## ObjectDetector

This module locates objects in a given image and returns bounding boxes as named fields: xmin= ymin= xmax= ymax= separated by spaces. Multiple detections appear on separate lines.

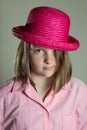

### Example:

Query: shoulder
xmin=71 ymin=77 xmax=87 ymax=90
xmin=0 ymin=78 xmax=15 ymax=96
xmin=63 ymin=76 xmax=87 ymax=99
xmin=70 ymin=76 xmax=87 ymax=100
xmin=64 ymin=76 xmax=87 ymax=92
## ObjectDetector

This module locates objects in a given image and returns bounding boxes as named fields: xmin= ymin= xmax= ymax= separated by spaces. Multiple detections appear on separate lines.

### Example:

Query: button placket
xmin=43 ymin=109 xmax=53 ymax=130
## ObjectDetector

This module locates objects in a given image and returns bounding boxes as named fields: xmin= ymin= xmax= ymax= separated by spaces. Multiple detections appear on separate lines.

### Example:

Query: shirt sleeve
xmin=79 ymin=87 xmax=87 ymax=130
xmin=0 ymin=97 xmax=4 ymax=130
xmin=0 ymin=112 xmax=3 ymax=130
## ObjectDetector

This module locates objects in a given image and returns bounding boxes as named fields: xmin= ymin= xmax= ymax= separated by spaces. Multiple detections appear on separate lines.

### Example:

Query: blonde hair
xmin=14 ymin=41 xmax=72 ymax=92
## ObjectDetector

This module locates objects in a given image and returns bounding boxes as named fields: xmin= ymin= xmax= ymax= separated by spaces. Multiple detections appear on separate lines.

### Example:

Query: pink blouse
xmin=0 ymin=77 xmax=87 ymax=130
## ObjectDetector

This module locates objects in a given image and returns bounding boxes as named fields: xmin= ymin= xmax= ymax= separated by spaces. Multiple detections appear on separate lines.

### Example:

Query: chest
xmin=2 ymin=92 xmax=80 ymax=130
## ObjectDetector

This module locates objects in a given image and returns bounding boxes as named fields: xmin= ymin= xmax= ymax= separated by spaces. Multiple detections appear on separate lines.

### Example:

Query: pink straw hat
xmin=12 ymin=6 xmax=80 ymax=51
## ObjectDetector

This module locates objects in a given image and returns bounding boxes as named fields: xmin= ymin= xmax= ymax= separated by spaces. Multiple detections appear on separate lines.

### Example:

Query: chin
xmin=43 ymin=72 xmax=55 ymax=78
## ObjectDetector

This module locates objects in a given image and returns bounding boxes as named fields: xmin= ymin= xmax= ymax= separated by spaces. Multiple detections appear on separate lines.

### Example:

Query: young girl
xmin=0 ymin=6 xmax=87 ymax=130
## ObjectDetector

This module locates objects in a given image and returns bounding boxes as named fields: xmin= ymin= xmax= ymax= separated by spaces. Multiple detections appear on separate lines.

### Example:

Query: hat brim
xmin=12 ymin=26 xmax=80 ymax=51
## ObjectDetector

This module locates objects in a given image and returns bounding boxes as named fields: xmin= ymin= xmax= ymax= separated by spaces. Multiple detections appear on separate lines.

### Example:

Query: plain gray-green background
xmin=0 ymin=0 xmax=87 ymax=84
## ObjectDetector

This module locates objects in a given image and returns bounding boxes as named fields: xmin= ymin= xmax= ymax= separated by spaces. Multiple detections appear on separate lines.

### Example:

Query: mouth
xmin=43 ymin=66 xmax=55 ymax=71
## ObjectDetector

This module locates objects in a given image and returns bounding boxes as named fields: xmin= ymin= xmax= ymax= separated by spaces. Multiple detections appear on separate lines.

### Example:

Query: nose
xmin=44 ymin=51 xmax=55 ymax=64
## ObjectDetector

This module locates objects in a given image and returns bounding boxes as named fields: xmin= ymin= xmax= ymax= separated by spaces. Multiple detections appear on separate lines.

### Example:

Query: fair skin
xmin=29 ymin=44 xmax=58 ymax=100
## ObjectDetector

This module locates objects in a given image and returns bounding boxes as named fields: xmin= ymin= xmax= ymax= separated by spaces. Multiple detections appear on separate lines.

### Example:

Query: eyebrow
xmin=30 ymin=44 xmax=56 ymax=52
xmin=30 ymin=44 xmax=45 ymax=49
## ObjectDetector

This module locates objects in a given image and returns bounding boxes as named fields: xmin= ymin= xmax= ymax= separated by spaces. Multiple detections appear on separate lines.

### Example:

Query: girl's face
xmin=29 ymin=44 xmax=58 ymax=78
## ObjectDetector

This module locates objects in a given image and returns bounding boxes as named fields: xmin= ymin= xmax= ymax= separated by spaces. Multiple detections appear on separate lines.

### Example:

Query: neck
xmin=30 ymin=73 xmax=54 ymax=99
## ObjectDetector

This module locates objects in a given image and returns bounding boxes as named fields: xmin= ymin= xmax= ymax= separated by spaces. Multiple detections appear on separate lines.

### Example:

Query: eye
xmin=34 ymin=49 xmax=45 ymax=55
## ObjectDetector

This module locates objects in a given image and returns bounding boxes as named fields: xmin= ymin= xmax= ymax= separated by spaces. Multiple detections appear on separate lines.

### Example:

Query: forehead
xmin=30 ymin=44 xmax=54 ymax=51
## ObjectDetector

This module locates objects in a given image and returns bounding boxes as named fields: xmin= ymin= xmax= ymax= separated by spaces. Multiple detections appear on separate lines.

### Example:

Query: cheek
xmin=30 ymin=56 xmax=42 ymax=69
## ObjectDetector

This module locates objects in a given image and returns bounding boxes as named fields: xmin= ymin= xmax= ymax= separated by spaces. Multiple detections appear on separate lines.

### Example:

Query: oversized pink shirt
xmin=0 ymin=77 xmax=87 ymax=130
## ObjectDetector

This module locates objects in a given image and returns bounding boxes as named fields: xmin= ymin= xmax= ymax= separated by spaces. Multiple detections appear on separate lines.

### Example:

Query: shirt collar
xmin=12 ymin=78 xmax=72 ymax=95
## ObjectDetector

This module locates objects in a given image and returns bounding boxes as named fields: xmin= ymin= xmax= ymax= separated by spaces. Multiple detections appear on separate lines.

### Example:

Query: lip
xmin=44 ymin=66 xmax=55 ymax=71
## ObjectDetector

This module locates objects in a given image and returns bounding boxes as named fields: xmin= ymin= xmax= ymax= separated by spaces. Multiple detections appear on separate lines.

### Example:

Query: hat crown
xmin=12 ymin=6 xmax=80 ymax=51
xmin=26 ymin=6 xmax=70 ymax=43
